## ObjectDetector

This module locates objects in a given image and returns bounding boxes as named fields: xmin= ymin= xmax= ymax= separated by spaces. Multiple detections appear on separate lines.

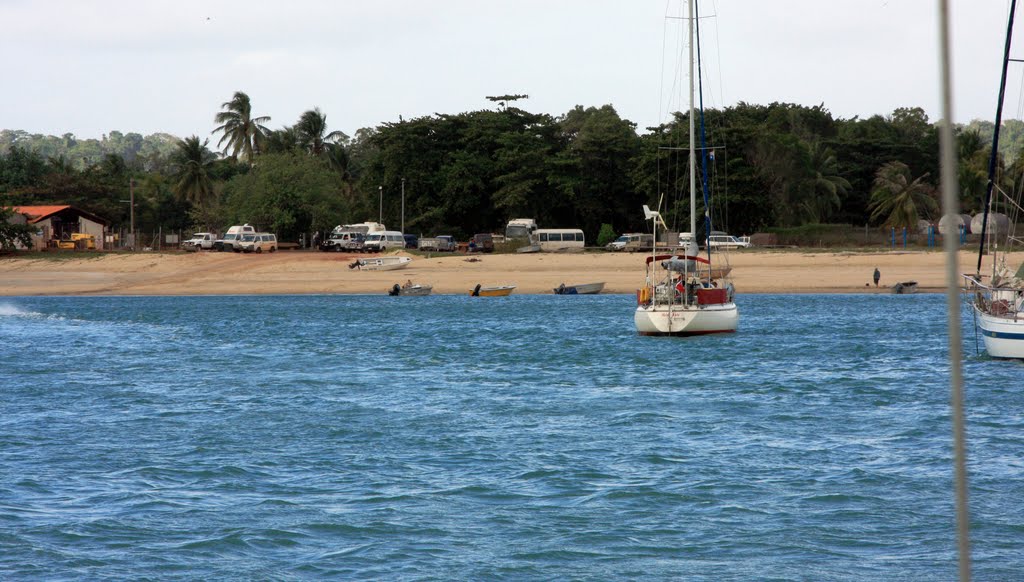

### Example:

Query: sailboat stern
xmin=634 ymin=302 xmax=738 ymax=336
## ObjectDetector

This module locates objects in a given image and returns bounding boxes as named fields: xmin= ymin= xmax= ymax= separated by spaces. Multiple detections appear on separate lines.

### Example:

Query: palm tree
xmin=170 ymin=136 xmax=216 ymax=207
xmin=868 ymin=161 xmax=938 ymax=229
xmin=262 ymin=126 xmax=302 ymax=155
xmin=212 ymin=91 xmax=271 ymax=166
xmin=295 ymin=107 xmax=348 ymax=157
xmin=799 ymin=142 xmax=851 ymax=223
xmin=957 ymin=129 xmax=989 ymax=213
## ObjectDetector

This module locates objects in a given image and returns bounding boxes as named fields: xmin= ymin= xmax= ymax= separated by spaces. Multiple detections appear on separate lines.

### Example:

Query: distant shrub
xmin=596 ymin=223 xmax=617 ymax=247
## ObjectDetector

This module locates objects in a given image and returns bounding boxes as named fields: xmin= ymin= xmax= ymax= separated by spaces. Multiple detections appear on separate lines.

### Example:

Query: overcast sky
xmin=0 ymin=0 xmax=1019 ymax=140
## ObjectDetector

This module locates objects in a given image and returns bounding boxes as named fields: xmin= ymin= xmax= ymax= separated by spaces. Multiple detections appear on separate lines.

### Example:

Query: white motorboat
xmin=634 ymin=1 xmax=738 ymax=336
xmin=962 ymin=2 xmax=1024 ymax=359
xmin=553 ymin=282 xmax=605 ymax=295
xmin=349 ymin=256 xmax=412 ymax=271
xmin=388 ymin=282 xmax=432 ymax=296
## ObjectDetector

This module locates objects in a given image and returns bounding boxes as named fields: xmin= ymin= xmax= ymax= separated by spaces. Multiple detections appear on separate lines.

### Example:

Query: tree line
xmin=2 ymin=92 xmax=1021 ymax=248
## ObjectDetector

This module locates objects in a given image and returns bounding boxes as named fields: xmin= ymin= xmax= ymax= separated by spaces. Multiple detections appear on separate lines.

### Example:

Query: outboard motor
xmin=389 ymin=284 xmax=401 ymax=296
xmin=472 ymin=284 xmax=482 ymax=297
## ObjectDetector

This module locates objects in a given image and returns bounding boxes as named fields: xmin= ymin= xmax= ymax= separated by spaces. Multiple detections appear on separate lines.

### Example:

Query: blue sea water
xmin=1 ymin=293 xmax=1022 ymax=580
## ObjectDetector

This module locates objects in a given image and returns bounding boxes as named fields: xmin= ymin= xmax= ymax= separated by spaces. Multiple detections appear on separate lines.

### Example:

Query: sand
xmin=0 ymin=248 xmax=1005 ymax=297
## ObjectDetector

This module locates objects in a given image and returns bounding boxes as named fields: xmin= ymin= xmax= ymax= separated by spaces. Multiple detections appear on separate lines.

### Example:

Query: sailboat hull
xmin=634 ymin=302 xmax=738 ymax=336
xmin=976 ymin=306 xmax=1024 ymax=358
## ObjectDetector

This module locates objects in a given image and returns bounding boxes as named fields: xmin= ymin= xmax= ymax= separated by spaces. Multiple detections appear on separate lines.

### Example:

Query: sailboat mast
xmin=977 ymin=0 xmax=1018 ymax=274
xmin=688 ymin=0 xmax=696 ymax=239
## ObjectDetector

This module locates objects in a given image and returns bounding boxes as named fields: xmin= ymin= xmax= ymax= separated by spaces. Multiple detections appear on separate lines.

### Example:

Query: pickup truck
xmin=320 ymin=231 xmax=365 ymax=252
xmin=418 ymin=235 xmax=457 ymax=252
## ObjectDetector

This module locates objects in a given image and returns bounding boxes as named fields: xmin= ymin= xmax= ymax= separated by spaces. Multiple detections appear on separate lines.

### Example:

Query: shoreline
xmin=0 ymin=248 xmax=1001 ymax=297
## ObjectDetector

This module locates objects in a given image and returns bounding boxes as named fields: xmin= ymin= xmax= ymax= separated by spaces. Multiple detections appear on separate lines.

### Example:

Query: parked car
xmin=706 ymin=234 xmax=752 ymax=249
xmin=607 ymin=232 xmax=652 ymax=251
xmin=237 ymin=233 xmax=278 ymax=253
xmin=419 ymin=235 xmax=457 ymax=252
xmin=362 ymin=231 xmax=405 ymax=252
xmin=320 ymin=231 xmax=365 ymax=252
xmin=470 ymin=233 xmax=494 ymax=253
xmin=214 ymin=224 xmax=256 ymax=251
xmin=183 ymin=232 xmax=216 ymax=251
xmin=403 ymin=234 xmax=419 ymax=249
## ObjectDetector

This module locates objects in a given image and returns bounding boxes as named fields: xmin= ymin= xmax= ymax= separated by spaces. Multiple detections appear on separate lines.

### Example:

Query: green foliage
xmin=222 ymin=153 xmax=348 ymax=241
xmin=169 ymin=136 xmax=216 ymax=209
xmin=212 ymin=91 xmax=271 ymax=166
xmin=0 ymin=203 xmax=35 ymax=249
xmin=0 ymin=97 xmax=989 ymax=245
xmin=596 ymin=223 xmax=617 ymax=247
xmin=868 ymin=161 xmax=938 ymax=229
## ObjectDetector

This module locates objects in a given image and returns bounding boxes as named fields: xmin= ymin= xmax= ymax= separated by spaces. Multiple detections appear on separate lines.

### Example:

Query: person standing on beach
xmin=873 ymin=267 xmax=880 ymax=287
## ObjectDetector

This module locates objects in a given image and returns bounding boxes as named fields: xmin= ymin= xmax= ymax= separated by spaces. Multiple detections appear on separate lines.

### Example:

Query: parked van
xmin=534 ymin=228 xmax=585 ymax=252
xmin=215 ymin=224 xmax=256 ymax=251
xmin=607 ymin=232 xmax=652 ymax=252
xmin=335 ymin=222 xmax=386 ymax=235
xmin=362 ymin=230 xmax=405 ymax=252
xmin=238 ymin=232 xmax=278 ymax=253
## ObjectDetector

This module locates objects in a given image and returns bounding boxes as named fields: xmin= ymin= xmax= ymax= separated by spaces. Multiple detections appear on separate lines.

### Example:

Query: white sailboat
xmin=634 ymin=0 xmax=738 ymax=336
xmin=963 ymin=0 xmax=1024 ymax=359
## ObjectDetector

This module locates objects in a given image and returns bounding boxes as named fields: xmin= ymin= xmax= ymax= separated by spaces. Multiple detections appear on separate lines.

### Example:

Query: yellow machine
xmin=70 ymin=233 xmax=96 ymax=250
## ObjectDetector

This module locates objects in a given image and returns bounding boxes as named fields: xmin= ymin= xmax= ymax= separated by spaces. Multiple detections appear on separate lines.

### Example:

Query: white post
xmin=378 ymin=185 xmax=383 ymax=224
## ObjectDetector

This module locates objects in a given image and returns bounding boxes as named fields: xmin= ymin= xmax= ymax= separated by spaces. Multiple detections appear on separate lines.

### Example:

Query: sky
xmin=0 ymin=0 xmax=1019 ymax=141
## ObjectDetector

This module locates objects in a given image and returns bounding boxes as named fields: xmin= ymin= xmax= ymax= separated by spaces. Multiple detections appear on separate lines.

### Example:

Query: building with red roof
xmin=7 ymin=205 xmax=110 ymax=250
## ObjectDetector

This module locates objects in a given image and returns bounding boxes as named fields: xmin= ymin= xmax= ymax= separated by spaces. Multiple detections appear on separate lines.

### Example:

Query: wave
xmin=0 ymin=302 xmax=44 ymax=318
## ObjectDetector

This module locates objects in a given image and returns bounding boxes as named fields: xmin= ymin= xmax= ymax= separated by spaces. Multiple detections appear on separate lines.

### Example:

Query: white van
xmin=216 ymin=224 xmax=256 ymax=251
xmin=362 ymin=230 xmax=405 ymax=252
xmin=238 ymin=233 xmax=278 ymax=253
xmin=534 ymin=228 xmax=585 ymax=252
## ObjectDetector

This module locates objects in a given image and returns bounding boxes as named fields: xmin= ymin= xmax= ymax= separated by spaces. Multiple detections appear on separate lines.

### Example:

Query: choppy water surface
xmin=1 ymin=294 xmax=1022 ymax=580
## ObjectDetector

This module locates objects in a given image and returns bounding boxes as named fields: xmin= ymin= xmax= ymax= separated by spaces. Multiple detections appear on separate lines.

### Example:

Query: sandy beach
xmin=0 ymin=248 xmax=1002 ymax=296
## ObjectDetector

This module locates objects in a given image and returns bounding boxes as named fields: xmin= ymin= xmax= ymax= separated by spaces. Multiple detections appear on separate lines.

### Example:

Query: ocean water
xmin=1 ymin=293 xmax=1022 ymax=580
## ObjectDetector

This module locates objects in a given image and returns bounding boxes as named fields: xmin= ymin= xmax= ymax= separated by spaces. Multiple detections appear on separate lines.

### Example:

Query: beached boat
xmin=470 ymin=284 xmax=516 ymax=297
xmin=553 ymin=282 xmax=605 ymax=295
xmin=891 ymin=281 xmax=918 ymax=294
xmin=349 ymin=256 xmax=412 ymax=271
xmin=634 ymin=0 xmax=738 ymax=336
xmin=962 ymin=0 xmax=1024 ymax=359
xmin=388 ymin=282 xmax=433 ymax=296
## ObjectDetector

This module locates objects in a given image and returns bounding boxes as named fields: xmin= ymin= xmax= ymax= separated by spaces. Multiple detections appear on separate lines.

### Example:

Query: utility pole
xmin=378 ymin=185 xmax=383 ymax=224
xmin=130 ymin=178 xmax=135 ymax=251
xmin=401 ymin=178 xmax=405 ymax=233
